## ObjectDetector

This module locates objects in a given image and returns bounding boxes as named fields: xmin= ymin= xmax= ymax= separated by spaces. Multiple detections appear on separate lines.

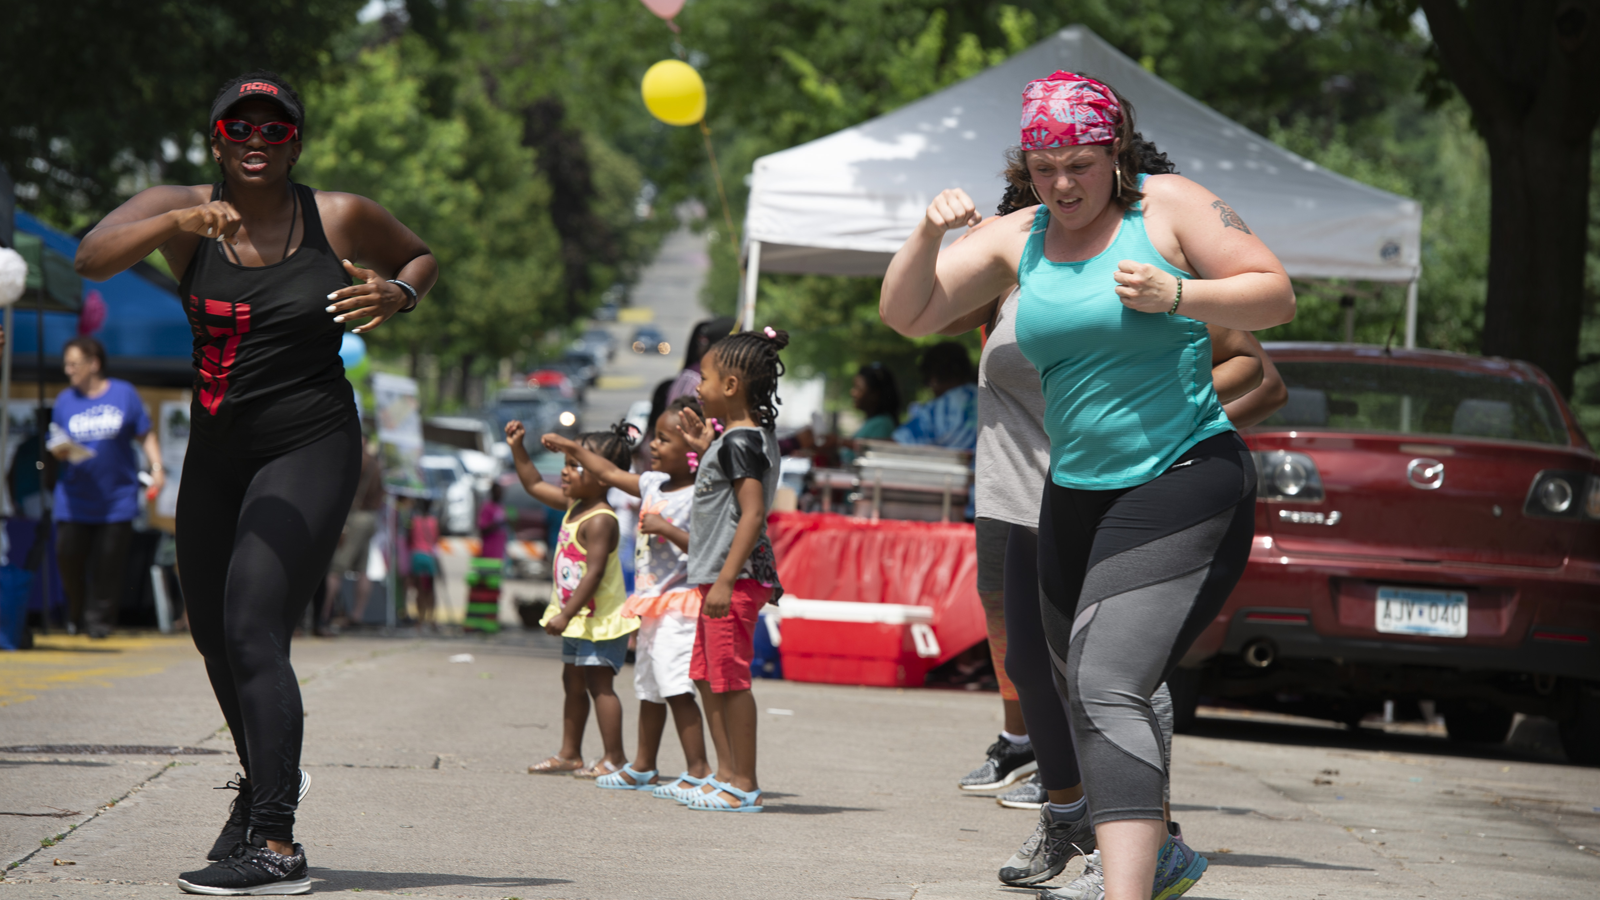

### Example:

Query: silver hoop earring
xmin=1029 ymin=181 xmax=1042 ymax=204
xmin=1114 ymin=162 xmax=1123 ymax=199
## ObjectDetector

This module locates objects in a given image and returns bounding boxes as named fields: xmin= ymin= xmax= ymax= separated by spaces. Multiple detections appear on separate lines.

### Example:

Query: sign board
xmin=372 ymin=371 xmax=426 ymax=495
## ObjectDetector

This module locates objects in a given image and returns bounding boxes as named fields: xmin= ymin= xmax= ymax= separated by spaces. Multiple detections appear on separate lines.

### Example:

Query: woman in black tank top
xmin=76 ymin=70 xmax=437 ymax=896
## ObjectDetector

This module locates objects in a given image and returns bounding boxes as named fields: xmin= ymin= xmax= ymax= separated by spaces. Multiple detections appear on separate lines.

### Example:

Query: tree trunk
xmin=1418 ymin=0 xmax=1600 ymax=397
xmin=1478 ymin=126 xmax=1593 ymax=395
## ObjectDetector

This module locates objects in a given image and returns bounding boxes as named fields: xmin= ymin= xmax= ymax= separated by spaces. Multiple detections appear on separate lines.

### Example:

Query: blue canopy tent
xmin=11 ymin=211 xmax=193 ymax=384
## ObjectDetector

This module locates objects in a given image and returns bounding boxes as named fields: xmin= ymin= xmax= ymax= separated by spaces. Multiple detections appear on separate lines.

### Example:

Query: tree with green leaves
xmin=1366 ymin=0 xmax=1599 ymax=395
xmin=0 ymin=0 xmax=364 ymax=223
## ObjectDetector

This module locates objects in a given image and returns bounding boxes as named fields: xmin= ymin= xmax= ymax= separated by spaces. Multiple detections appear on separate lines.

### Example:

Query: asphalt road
xmin=3 ymin=631 xmax=1598 ymax=899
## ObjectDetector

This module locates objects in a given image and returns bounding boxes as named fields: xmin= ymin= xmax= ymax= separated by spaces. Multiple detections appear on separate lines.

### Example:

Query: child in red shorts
xmin=676 ymin=326 xmax=789 ymax=812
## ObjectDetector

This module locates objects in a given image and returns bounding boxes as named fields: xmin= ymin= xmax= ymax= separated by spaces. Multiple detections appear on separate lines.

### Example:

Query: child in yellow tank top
xmin=505 ymin=419 xmax=638 ymax=779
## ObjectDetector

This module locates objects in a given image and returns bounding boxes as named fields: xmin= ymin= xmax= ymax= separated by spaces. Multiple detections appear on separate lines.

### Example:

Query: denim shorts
xmin=562 ymin=634 xmax=630 ymax=673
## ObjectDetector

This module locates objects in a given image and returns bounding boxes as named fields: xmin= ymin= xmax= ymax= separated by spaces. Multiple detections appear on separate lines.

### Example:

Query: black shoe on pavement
xmin=180 ymin=830 xmax=310 ymax=895
xmin=997 ymin=771 xmax=1047 ymax=809
xmin=997 ymin=806 xmax=1096 ymax=886
xmin=959 ymin=735 xmax=1036 ymax=791
xmin=207 ymin=770 xmax=311 ymax=861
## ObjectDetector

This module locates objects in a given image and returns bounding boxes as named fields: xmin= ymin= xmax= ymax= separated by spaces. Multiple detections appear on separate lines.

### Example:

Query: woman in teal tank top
xmin=881 ymin=72 xmax=1294 ymax=900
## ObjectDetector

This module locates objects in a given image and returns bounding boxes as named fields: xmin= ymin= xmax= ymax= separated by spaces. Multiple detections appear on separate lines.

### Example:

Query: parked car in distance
xmin=572 ymin=328 xmax=616 ymax=363
xmin=1174 ymin=343 xmax=1600 ymax=764
xmin=419 ymin=453 xmax=477 ymax=535
xmin=631 ymin=325 xmax=670 ymax=356
xmin=494 ymin=387 xmax=580 ymax=449
xmin=526 ymin=368 xmax=579 ymax=401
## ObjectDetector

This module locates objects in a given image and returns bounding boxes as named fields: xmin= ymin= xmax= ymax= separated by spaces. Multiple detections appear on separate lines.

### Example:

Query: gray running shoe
xmin=997 ymin=772 xmax=1047 ymax=809
xmin=1042 ymin=849 xmax=1103 ymax=900
xmin=960 ymin=735 xmax=1036 ymax=791
xmin=998 ymin=806 xmax=1095 ymax=886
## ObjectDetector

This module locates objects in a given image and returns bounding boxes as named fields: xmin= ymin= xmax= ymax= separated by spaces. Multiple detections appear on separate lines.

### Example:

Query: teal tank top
xmin=1014 ymin=182 xmax=1235 ymax=491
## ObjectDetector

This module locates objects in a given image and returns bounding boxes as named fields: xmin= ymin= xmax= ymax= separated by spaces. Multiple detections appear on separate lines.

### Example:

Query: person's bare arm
xmin=1223 ymin=332 xmax=1288 ymax=429
xmin=319 ymin=192 xmax=438 ymax=335
xmin=505 ymin=421 xmax=567 ymax=509
xmin=1208 ymin=326 xmax=1264 ymax=404
xmin=140 ymin=429 xmax=165 ymax=501
xmin=545 ymin=512 xmax=618 ymax=635
xmin=542 ymin=433 xmax=641 ymax=496
xmin=880 ymin=190 xmax=1027 ymax=337
xmin=939 ymin=296 xmax=1002 ymax=337
xmin=75 ymin=184 xmax=229 ymax=281
xmin=702 ymin=478 xmax=767 ymax=619
xmin=640 ymin=513 xmax=690 ymax=552
xmin=1116 ymin=175 xmax=1295 ymax=331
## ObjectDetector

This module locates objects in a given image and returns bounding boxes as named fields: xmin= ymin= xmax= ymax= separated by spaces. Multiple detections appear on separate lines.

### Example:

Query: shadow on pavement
xmin=313 ymin=870 xmax=571 ymax=891
xmin=1202 ymin=852 xmax=1372 ymax=871
xmin=1185 ymin=712 xmax=1572 ymax=766
xmin=763 ymin=804 xmax=879 ymax=815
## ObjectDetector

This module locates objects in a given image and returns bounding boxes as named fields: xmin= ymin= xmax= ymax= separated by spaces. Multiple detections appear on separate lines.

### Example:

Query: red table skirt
xmin=768 ymin=511 xmax=985 ymax=669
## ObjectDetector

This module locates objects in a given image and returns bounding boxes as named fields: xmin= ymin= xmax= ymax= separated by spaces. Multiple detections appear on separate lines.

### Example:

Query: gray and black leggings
xmin=1038 ymin=432 xmax=1256 ymax=826
xmin=1003 ymin=523 xmax=1173 ymax=799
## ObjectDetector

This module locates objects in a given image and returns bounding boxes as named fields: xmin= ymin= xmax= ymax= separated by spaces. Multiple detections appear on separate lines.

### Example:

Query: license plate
xmin=1375 ymin=587 xmax=1468 ymax=638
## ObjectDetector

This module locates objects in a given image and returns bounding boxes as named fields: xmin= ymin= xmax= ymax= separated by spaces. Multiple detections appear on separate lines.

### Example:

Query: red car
xmin=1173 ymin=343 xmax=1600 ymax=764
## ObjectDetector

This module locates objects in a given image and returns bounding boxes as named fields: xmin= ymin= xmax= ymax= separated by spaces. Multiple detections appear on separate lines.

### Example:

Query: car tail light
xmin=1253 ymin=450 xmax=1325 ymax=503
xmin=1523 ymin=470 xmax=1596 ymax=520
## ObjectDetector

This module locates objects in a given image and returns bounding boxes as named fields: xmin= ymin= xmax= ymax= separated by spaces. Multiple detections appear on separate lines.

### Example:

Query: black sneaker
xmin=179 ymin=831 xmax=310 ymax=895
xmin=207 ymin=771 xmax=311 ymax=861
xmin=959 ymin=735 xmax=1036 ymax=791
xmin=997 ymin=772 xmax=1047 ymax=809
xmin=997 ymin=806 xmax=1096 ymax=886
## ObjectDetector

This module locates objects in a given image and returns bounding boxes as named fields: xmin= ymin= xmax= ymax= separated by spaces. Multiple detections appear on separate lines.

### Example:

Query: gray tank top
xmin=976 ymin=288 xmax=1051 ymax=527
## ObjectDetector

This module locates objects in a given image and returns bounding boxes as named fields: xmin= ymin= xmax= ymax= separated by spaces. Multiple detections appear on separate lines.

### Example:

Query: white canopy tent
xmin=741 ymin=26 xmax=1423 ymax=345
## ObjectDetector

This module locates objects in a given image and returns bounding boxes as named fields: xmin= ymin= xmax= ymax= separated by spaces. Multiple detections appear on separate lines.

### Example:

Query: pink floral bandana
xmin=1020 ymin=71 xmax=1122 ymax=150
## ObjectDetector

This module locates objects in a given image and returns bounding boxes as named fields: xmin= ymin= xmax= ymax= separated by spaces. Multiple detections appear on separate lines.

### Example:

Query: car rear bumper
xmin=1189 ymin=540 xmax=1600 ymax=681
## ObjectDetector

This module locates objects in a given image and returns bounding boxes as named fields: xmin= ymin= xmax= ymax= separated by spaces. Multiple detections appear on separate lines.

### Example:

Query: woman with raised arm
xmin=881 ymin=72 xmax=1293 ymax=900
xmin=74 ymin=71 xmax=436 ymax=896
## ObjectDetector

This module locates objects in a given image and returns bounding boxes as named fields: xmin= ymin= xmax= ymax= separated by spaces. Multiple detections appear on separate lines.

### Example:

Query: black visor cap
xmin=209 ymin=77 xmax=303 ymax=133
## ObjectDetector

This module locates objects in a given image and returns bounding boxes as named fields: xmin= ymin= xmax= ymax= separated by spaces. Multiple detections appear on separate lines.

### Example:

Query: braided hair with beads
xmin=579 ymin=420 xmax=638 ymax=470
xmin=707 ymin=327 xmax=790 ymax=430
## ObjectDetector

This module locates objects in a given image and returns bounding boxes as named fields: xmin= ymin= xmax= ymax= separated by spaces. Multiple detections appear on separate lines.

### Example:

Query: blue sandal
xmin=687 ymin=781 xmax=764 ymax=812
xmin=596 ymin=764 xmax=658 ymax=791
xmin=652 ymin=772 xmax=707 ymax=801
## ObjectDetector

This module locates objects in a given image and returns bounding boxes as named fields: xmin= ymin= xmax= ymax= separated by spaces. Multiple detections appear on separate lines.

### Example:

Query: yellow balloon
xmin=641 ymin=59 xmax=706 ymax=126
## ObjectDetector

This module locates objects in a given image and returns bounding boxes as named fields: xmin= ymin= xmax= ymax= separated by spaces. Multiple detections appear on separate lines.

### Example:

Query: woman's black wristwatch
xmin=388 ymin=278 xmax=419 ymax=313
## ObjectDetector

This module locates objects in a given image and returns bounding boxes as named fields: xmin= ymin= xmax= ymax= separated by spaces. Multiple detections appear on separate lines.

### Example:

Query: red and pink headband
xmin=1020 ymin=71 xmax=1122 ymax=150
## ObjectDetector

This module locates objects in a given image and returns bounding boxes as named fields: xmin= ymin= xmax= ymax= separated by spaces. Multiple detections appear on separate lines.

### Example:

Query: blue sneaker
xmin=1151 ymin=835 xmax=1207 ymax=900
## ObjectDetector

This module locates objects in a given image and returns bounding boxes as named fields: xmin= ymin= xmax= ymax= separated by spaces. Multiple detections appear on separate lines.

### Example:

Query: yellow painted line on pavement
xmin=616 ymin=308 xmax=654 ymax=323
xmin=0 ymin=633 xmax=195 ymax=707
xmin=594 ymin=375 xmax=646 ymax=390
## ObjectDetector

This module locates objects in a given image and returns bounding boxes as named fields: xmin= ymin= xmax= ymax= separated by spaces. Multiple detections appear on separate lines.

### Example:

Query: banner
xmin=372 ymin=371 xmax=426 ymax=496
xmin=155 ymin=399 xmax=189 ymax=519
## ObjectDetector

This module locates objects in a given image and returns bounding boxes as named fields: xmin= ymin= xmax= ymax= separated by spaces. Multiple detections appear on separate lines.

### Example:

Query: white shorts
xmin=634 ymin=610 xmax=697 ymax=704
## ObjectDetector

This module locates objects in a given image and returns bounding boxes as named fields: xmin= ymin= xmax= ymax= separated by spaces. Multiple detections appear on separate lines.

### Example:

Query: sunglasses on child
xmin=214 ymin=119 xmax=299 ymax=144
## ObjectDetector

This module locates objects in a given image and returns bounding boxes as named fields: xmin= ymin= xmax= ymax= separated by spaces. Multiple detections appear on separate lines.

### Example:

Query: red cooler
xmin=775 ymin=599 xmax=944 ymax=687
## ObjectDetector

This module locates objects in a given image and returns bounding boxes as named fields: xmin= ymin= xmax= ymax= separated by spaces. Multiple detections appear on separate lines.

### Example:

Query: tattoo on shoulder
xmin=1212 ymin=200 xmax=1252 ymax=234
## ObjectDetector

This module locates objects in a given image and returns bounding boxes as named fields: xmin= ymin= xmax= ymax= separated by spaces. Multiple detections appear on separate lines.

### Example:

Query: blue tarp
xmin=11 ymin=211 xmax=191 ymax=360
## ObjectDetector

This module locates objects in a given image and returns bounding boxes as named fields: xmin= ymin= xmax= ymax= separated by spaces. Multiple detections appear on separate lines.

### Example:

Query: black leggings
xmin=177 ymin=420 xmax=360 ymax=841
xmin=1003 ymin=523 xmax=1173 ymax=798
xmin=1038 ymin=432 xmax=1255 ymax=826
xmin=57 ymin=520 xmax=133 ymax=634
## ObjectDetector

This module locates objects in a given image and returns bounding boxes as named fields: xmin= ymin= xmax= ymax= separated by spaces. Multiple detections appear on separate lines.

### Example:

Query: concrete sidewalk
xmin=3 ymin=632 xmax=1597 ymax=898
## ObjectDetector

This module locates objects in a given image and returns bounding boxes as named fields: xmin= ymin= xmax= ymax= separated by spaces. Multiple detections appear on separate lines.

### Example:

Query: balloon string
xmin=700 ymin=120 xmax=739 ymax=269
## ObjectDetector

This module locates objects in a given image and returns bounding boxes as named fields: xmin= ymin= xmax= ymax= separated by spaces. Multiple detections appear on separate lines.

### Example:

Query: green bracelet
xmin=1167 ymin=278 xmax=1184 ymax=316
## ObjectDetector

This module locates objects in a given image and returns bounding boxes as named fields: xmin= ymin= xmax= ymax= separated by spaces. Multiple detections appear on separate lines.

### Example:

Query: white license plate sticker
xmin=1375 ymin=587 xmax=1468 ymax=638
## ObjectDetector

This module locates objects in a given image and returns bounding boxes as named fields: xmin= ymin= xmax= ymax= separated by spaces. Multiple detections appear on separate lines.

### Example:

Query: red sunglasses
xmin=214 ymin=119 xmax=299 ymax=144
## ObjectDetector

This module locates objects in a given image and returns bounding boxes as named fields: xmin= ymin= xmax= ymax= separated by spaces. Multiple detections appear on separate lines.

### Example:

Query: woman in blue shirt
xmin=50 ymin=336 xmax=164 ymax=638
xmin=880 ymin=72 xmax=1294 ymax=900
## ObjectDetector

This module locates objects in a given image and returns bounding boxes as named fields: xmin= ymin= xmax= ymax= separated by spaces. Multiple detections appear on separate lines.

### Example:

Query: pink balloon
xmin=639 ymin=0 xmax=684 ymax=20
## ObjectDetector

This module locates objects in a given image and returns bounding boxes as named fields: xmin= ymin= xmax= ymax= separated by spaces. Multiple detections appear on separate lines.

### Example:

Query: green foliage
xmin=295 ymin=41 xmax=565 ymax=366
xmin=0 ymin=0 xmax=365 ymax=221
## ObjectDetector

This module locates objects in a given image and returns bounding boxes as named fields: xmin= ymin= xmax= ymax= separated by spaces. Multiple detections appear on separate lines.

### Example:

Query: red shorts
xmin=690 ymin=580 xmax=770 ymax=693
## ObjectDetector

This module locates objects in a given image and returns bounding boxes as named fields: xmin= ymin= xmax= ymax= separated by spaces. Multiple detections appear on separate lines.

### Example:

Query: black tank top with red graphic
xmin=178 ymin=183 xmax=355 ymax=457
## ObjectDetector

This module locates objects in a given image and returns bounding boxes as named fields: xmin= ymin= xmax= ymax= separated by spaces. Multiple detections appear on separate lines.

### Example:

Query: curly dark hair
xmin=580 ymin=420 xmax=637 ymax=470
xmin=666 ymin=395 xmax=703 ymax=418
xmin=999 ymin=76 xmax=1175 ymax=215
xmin=707 ymin=327 xmax=790 ymax=430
